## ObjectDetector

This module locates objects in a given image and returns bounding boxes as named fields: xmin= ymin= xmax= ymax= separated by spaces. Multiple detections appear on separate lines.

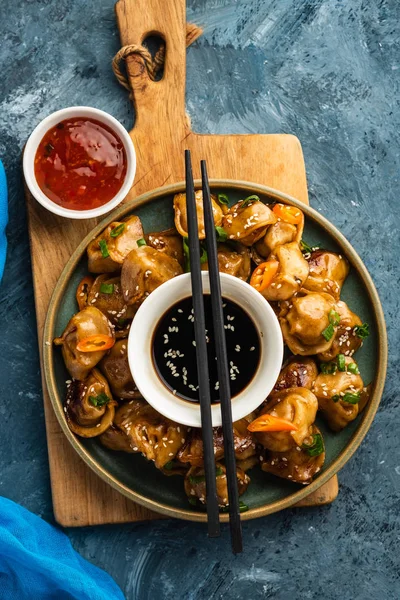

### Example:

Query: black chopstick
xmin=185 ymin=150 xmax=220 ymax=538
xmin=201 ymin=160 xmax=243 ymax=554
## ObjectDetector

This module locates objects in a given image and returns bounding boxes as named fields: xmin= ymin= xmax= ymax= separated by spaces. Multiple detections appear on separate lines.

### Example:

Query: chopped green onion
xmin=320 ymin=362 xmax=337 ymax=375
xmin=200 ymin=244 xmax=208 ymax=264
xmin=110 ymin=223 xmax=125 ymax=238
xmin=337 ymin=354 xmax=346 ymax=372
xmin=217 ymin=193 xmax=229 ymax=205
xmin=183 ymin=237 xmax=207 ymax=270
xmin=163 ymin=461 xmax=176 ymax=470
xmin=117 ymin=318 xmax=127 ymax=327
xmin=332 ymin=394 xmax=340 ymax=403
xmin=137 ymin=238 xmax=147 ymax=247
xmin=189 ymin=473 xmax=206 ymax=484
xmin=354 ymin=322 xmax=369 ymax=339
xmin=215 ymin=467 xmax=224 ymax=477
xmin=329 ymin=309 xmax=340 ymax=326
xmin=300 ymin=240 xmax=313 ymax=254
xmin=183 ymin=237 xmax=190 ymax=272
xmin=220 ymin=501 xmax=249 ymax=513
xmin=302 ymin=433 xmax=324 ymax=457
xmin=100 ymin=283 xmax=114 ymax=294
xmin=88 ymin=392 xmax=110 ymax=407
xmin=215 ymin=226 xmax=228 ymax=242
xmin=99 ymin=239 xmax=109 ymax=258
xmin=347 ymin=362 xmax=360 ymax=375
xmin=322 ymin=323 xmax=335 ymax=341
xmin=188 ymin=497 xmax=197 ymax=506
xmin=241 ymin=194 xmax=260 ymax=208
xmin=342 ymin=392 xmax=360 ymax=404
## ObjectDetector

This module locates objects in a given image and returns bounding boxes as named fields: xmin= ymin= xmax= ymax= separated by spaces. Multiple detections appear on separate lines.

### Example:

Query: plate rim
xmin=43 ymin=179 xmax=388 ymax=522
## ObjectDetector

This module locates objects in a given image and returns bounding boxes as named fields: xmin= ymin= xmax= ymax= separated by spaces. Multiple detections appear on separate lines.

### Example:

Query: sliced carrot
xmin=247 ymin=413 xmax=298 ymax=432
xmin=250 ymin=260 xmax=279 ymax=292
xmin=76 ymin=276 xmax=94 ymax=311
xmin=76 ymin=334 xmax=115 ymax=353
xmin=273 ymin=203 xmax=302 ymax=225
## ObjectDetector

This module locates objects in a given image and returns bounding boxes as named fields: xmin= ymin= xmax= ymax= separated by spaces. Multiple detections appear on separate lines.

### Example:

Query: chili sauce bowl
xmin=128 ymin=272 xmax=284 ymax=428
xmin=23 ymin=106 xmax=136 ymax=220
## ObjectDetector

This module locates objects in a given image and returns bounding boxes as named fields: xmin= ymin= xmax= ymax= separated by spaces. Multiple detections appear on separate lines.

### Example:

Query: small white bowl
xmin=23 ymin=106 xmax=136 ymax=220
xmin=128 ymin=272 xmax=284 ymax=427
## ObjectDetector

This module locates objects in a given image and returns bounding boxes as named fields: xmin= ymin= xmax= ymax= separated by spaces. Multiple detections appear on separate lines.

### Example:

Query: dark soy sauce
xmin=152 ymin=296 xmax=260 ymax=403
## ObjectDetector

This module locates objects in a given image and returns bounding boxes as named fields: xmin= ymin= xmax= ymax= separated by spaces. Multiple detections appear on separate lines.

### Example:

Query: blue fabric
xmin=0 ymin=161 xmax=8 ymax=281
xmin=0 ymin=497 xmax=125 ymax=600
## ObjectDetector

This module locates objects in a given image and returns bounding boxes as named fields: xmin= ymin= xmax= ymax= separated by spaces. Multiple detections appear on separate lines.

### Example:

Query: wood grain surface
xmin=24 ymin=0 xmax=338 ymax=527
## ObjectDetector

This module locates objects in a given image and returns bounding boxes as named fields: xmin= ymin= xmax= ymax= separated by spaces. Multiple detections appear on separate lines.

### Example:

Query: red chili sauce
xmin=34 ymin=117 xmax=127 ymax=210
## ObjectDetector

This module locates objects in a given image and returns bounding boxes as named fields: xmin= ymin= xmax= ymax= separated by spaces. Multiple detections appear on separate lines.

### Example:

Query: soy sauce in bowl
xmin=152 ymin=296 xmax=260 ymax=403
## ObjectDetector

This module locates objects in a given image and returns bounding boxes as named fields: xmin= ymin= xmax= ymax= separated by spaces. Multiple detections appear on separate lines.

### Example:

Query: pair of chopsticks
xmin=185 ymin=150 xmax=243 ymax=554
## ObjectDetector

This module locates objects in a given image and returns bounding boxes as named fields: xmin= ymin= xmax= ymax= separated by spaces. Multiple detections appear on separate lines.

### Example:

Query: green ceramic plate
xmin=44 ymin=180 xmax=387 ymax=521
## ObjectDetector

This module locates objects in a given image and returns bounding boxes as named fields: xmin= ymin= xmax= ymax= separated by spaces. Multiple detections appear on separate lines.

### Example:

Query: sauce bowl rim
xmin=128 ymin=271 xmax=284 ymax=427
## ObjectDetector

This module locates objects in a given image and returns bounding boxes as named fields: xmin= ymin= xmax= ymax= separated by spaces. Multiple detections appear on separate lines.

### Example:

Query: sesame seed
xmin=169 ymin=452 xmax=174 ymax=457
xmin=250 ymin=346 xmax=255 ymax=351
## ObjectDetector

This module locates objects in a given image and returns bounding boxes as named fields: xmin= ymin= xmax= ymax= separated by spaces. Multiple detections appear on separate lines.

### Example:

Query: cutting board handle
xmin=115 ymin=0 xmax=187 ymax=130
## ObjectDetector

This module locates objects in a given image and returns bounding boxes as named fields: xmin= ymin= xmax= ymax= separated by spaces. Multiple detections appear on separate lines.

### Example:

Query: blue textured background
xmin=0 ymin=1 xmax=399 ymax=598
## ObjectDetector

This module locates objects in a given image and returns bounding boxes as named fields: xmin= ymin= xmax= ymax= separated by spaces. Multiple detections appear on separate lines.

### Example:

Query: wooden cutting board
xmin=24 ymin=0 xmax=338 ymax=527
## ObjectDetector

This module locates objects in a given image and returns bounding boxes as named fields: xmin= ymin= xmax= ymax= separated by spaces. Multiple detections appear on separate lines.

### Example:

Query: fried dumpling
xmin=87 ymin=216 xmax=144 ymax=273
xmin=303 ymin=250 xmax=349 ymax=300
xmin=64 ymin=369 xmax=117 ymax=438
xmin=173 ymin=190 xmax=223 ymax=240
xmin=259 ymin=242 xmax=309 ymax=301
xmin=184 ymin=463 xmax=250 ymax=507
xmin=280 ymin=292 xmax=339 ymax=356
xmin=261 ymin=424 xmax=325 ymax=484
xmin=313 ymin=357 xmax=364 ymax=431
xmin=54 ymin=306 xmax=115 ymax=380
xmin=253 ymin=387 xmax=318 ymax=452
xmin=201 ymin=242 xmax=251 ymax=281
xmin=222 ymin=197 xmax=276 ymax=246
xmin=121 ymin=246 xmax=183 ymax=305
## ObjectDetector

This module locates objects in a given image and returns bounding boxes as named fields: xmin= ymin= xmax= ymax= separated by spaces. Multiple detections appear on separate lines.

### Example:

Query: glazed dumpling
xmin=184 ymin=463 xmax=250 ymax=507
xmin=87 ymin=216 xmax=144 ymax=273
xmin=261 ymin=424 xmax=325 ymax=484
xmin=318 ymin=300 xmax=364 ymax=361
xmin=258 ymin=242 xmax=309 ymax=301
xmin=99 ymin=339 xmax=140 ymax=399
xmin=177 ymin=415 xmax=257 ymax=467
xmin=273 ymin=357 xmax=318 ymax=392
xmin=201 ymin=242 xmax=251 ymax=281
xmin=313 ymin=356 xmax=364 ymax=431
xmin=145 ymin=228 xmax=185 ymax=268
xmin=84 ymin=275 xmax=137 ymax=327
xmin=99 ymin=425 xmax=136 ymax=453
xmin=121 ymin=246 xmax=183 ymax=305
xmin=222 ymin=197 xmax=276 ymax=246
xmin=253 ymin=387 xmax=318 ymax=452
xmin=302 ymin=250 xmax=349 ymax=300
xmin=280 ymin=292 xmax=339 ymax=356
xmin=54 ymin=306 xmax=115 ymax=380
xmin=112 ymin=399 xmax=188 ymax=469
xmin=173 ymin=190 xmax=223 ymax=240
xmin=64 ymin=369 xmax=117 ymax=438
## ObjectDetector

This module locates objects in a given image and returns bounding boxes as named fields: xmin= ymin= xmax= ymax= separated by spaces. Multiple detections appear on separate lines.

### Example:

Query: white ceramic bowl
xmin=128 ymin=272 xmax=284 ymax=427
xmin=23 ymin=106 xmax=136 ymax=219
